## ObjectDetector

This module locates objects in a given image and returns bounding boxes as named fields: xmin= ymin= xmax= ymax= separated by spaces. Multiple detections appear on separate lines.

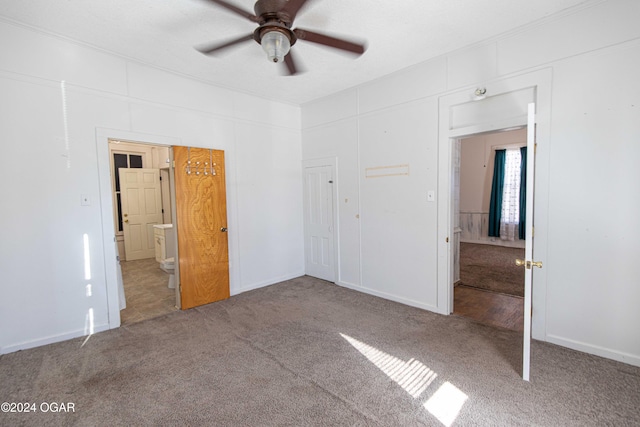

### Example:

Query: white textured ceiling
xmin=0 ymin=0 xmax=593 ymax=104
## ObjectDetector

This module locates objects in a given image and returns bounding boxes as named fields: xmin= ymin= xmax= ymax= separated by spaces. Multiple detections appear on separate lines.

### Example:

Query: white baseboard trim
xmin=0 ymin=323 xmax=110 ymax=355
xmin=337 ymin=281 xmax=441 ymax=314
xmin=546 ymin=334 xmax=640 ymax=368
xmin=235 ymin=271 xmax=306 ymax=295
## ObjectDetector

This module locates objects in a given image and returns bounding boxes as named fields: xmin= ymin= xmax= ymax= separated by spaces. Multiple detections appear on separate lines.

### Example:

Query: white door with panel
xmin=119 ymin=168 xmax=163 ymax=261
xmin=518 ymin=103 xmax=541 ymax=381
xmin=303 ymin=165 xmax=335 ymax=282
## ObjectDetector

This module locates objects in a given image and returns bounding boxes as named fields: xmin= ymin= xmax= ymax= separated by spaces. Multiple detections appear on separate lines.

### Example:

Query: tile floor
xmin=119 ymin=258 xmax=178 ymax=324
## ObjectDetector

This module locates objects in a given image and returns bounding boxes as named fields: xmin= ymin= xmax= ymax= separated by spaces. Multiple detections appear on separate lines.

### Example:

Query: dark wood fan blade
xmin=280 ymin=0 xmax=312 ymax=20
xmin=293 ymin=28 xmax=366 ymax=54
xmin=283 ymin=51 xmax=298 ymax=75
xmin=203 ymin=0 xmax=259 ymax=22
xmin=196 ymin=34 xmax=254 ymax=55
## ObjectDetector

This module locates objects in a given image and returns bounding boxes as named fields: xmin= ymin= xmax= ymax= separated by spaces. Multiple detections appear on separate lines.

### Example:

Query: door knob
xmin=124 ymin=213 xmax=128 ymax=217
xmin=515 ymin=259 xmax=543 ymax=269
xmin=124 ymin=219 xmax=129 ymax=223
xmin=220 ymin=227 xmax=228 ymax=232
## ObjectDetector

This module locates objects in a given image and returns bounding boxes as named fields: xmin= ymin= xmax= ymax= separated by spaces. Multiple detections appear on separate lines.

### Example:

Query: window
xmin=499 ymin=149 xmax=522 ymax=241
xmin=488 ymin=146 xmax=526 ymax=241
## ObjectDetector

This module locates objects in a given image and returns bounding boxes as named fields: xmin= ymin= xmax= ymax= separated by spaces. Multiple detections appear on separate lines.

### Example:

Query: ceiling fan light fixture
xmin=261 ymin=30 xmax=291 ymax=63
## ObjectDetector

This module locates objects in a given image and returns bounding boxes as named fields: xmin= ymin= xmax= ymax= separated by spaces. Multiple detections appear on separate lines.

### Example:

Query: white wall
xmin=545 ymin=39 xmax=640 ymax=363
xmin=0 ymin=21 xmax=304 ymax=353
xmin=302 ymin=0 xmax=640 ymax=366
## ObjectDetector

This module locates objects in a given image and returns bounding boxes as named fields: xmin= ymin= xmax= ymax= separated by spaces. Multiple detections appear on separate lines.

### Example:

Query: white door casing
xmin=438 ymin=69 xmax=552 ymax=381
xmin=303 ymin=162 xmax=336 ymax=282
xmin=119 ymin=168 xmax=163 ymax=261
xmin=97 ymin=129 xmax=182 ymax=329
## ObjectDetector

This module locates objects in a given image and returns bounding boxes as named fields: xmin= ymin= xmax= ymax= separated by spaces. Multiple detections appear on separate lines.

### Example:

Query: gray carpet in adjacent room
xmin=1 ymin=276 xmax=638 ymax=426
xmin=459 ymin=242 xmax=525 ymax=297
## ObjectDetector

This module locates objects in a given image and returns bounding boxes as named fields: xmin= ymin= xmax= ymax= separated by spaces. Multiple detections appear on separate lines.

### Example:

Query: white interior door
xmin=303 ymin=165 xmax=335 ymax=282
xmin=119 ymin=168 xmax=163 ymax=261
xmin=521 ymin=103 xmax=540 ymax=381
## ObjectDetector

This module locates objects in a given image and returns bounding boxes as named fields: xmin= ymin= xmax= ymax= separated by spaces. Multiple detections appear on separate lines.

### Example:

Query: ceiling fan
xmin=196 ymin=0 xmax=367 ymax=75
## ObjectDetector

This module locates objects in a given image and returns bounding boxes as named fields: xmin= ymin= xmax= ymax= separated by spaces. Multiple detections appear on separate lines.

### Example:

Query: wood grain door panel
xmin=173 ymin=147 xmax=229 ymax=309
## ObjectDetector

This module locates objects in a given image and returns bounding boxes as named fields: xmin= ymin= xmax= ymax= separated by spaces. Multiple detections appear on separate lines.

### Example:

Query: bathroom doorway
xmin=108 ymin=139 xmax=178 ymax=324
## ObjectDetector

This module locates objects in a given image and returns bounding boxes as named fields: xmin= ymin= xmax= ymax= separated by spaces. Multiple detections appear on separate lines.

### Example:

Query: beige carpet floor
xmin=1 ymin=276 xmax=638 ymax=426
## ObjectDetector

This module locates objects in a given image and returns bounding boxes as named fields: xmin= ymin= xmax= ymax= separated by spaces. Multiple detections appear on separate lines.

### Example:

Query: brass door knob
xmin=515 ymin=259 xmax=543 ymax=269
xmin=124 ymin=219 xmax=129 ymax=223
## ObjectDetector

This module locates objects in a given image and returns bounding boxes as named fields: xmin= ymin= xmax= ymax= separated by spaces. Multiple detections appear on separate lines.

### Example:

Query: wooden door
xmin=119 ymin=168 xmax=163 ymax=261
xmin=173 ymin=146 xmax=229 ymax=309
xmin=303 ymin=164 xmax=335 ymax=282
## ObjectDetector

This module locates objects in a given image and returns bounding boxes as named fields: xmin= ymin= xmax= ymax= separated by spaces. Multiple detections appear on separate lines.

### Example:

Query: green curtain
xmin=488 ymin=149 xmax=506 ymax=237
xmin=519 ymin=147 xmax=527 ymax=240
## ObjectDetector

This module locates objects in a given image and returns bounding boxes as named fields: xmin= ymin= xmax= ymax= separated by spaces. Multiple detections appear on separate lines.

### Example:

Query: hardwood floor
xmin=453 ymin=284 xmax=524 ymax=332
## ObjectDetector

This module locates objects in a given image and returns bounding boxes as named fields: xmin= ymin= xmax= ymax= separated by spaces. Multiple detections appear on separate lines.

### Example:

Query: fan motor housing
xmin=253 ymin=0 xmax=297 ymax=46
xmin=254 ymin=0 xmax=291 ymax=24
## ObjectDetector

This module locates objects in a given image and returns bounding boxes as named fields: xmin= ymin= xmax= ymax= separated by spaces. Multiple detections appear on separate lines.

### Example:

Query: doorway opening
xmin=452 ymin=128 xmax=527 ymax=331
xmin=108 ymin=139 xmax=178 ymax=324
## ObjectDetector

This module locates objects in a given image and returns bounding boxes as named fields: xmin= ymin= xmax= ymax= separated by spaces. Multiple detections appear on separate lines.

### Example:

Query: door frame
xmin=97 ymin=129 xmax=182 ymax=328
xmin=302 ymin=157 xmax=339 ymax=283
xmin=436 ymin=69 xmax=552 ymax=344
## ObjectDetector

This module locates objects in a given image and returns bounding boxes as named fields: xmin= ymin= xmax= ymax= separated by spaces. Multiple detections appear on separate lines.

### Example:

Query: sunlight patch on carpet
xmin=423 ymin=381 xmax=468 ymax=427
xmin=340 ymin=333 xmax=437 ymax=398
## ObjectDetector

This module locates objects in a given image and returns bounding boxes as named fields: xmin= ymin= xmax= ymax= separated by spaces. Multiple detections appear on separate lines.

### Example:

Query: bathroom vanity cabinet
xmin=153 ymin=224 xmax=175 ymax=262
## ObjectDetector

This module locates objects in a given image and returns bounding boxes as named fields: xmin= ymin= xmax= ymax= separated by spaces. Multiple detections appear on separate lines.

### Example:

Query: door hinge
xmin=172 ymin=160 xmax=176 ymax=168
xmin=446 ymin=237 xmax=449 ymax=243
